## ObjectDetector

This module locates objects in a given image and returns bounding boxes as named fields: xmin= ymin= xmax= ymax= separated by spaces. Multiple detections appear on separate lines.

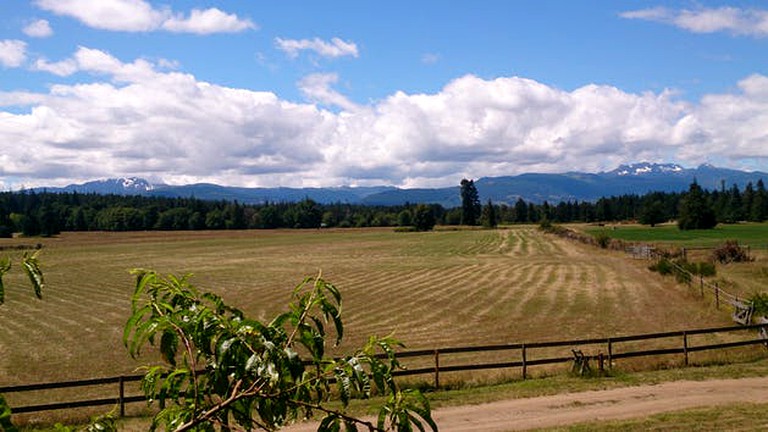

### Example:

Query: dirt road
xmin=283 ymin=376 xmax=768 ymax=431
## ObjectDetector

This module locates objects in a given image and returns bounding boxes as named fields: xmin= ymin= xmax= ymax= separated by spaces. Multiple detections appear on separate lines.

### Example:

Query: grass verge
xmin=536 ymin=402 xmax=768 ymax=431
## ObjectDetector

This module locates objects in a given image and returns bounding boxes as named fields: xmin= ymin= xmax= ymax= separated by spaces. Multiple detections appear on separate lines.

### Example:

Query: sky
xmin=1 ymin=0 xmax=767 ymax=190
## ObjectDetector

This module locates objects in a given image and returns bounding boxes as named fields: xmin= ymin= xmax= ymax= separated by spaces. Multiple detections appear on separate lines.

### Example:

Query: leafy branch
xmin=124 ymin=270 xmax=437 ymax=432
xmin=0 ymin=250 xmax=45 ymax=305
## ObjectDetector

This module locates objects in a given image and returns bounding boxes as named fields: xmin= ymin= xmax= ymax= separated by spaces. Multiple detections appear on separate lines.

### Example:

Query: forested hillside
xmin=0 ymin=179 xmax=766 ymax=236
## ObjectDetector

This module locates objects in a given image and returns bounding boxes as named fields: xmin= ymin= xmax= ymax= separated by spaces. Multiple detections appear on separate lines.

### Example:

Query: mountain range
xmin=33 ymin=163 xmax=768 ymax=207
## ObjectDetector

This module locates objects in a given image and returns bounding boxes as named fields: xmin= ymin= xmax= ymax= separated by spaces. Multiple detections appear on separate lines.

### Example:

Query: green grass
xmin=582 ymin=222 xmax=768 ymax=249
xmin=537 ymin=403 xmax=768 ymax=431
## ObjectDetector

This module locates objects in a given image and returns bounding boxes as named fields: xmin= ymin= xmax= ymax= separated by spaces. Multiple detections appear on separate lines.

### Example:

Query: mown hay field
xmin=0 ymin=227 xmax=740 ymax=391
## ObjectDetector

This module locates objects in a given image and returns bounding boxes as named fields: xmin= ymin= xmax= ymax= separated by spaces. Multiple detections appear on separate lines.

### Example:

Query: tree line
xmin=0 ymin=178 xmax=766 ymax=236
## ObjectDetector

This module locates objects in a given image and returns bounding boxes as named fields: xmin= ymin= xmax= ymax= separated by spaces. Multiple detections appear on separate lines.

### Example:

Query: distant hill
xmin=33 ymin=163 xmax=768 ymax=207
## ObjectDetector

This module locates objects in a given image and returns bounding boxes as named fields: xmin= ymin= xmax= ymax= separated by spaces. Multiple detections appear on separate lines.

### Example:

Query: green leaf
xmin=334 ymin=368 xmax=352 ymax=406
xmin=0 ymin=256 xmax=10 ymax=305
xmin=318 ymin=414 xmax=341 ymax=432
xmin=245 ymin=353 xmax=261 ymax=372
xmin=343 ymin=419 xmax=359 ymax=432
xmin=21 ymin=251 xmax=44 ymax=300
xmin=159 ymin=330 xmax=178 ymax=366
xmin=0 ymin=394 xmax=18 ymax=432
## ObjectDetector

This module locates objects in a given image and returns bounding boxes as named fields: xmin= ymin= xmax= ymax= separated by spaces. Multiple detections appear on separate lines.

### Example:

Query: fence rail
xmin=4 ymin=323 xmax=767 ymax=417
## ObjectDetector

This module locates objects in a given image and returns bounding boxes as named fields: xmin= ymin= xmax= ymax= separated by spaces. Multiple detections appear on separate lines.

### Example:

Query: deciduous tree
xmin=412 ymin=204 xmax=436 ymax=231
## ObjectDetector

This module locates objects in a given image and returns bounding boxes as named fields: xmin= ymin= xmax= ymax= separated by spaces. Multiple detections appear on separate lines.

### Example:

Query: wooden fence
xmin=3 ymin=323 xmax=767 ymax=418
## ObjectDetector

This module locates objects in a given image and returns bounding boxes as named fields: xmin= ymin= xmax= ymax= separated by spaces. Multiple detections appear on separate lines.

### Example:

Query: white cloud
xmin=34 ymin=46 xmax=161 ymax=81
xmin=0 ymin=40 xmax=27 ymax=68
xmin=23 ymin=19 xmax=54 ymax=38
xmin=34 ymin=0 xmax=255 ymax=34
xmin=162 ymin=8 xmax=257 ymax=34
xmin=674 ymin=74 xmax=768 ymax=164
xmin=275 ymin=37 xmax=359 ymax=59
xmin=621 ymin=6 xmax=768 ymax=37
xmin=298 ymin=73 xmax=359 ymax=112
xmin=3 ymin=47 xmax=768 ymax=189
xmin=34 ymin=58 xmax=78 ymax=76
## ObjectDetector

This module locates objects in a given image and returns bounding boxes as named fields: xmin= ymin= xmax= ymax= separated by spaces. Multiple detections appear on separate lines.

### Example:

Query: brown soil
xmin=282 ymin=376 xmax=768 ymax=431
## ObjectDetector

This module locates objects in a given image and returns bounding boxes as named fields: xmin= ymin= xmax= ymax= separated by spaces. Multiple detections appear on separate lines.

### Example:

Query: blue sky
xmin=1 ymin=1 xmax=767 ymax=189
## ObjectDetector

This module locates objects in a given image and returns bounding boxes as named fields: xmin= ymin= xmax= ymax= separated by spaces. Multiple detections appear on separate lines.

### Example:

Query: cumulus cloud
xmin=674 ymin=74 xmax=768 ymax=164
xmin=34 ymin=0 xmax=255 ymax=34
xmin=621 ymin=6 xmax=768 ymax=37
xmin=0 ymin=40 xmax=27 ymax=68
xmin=161 ymin=8 xmax=257 ymax=34
xmin=34 ymin=58 xmax=78 ymax=76
xmin=23 ymin=19 xmax=54 ymax=38
xmin=34 ymin=46 xmax=162 ymax=81
xmin=298 ymin=73 xmax=359 ymax=112
xmin=3 ymin=47 xmax=768 ymax=189
xmin=275 ymin=37 xmax=359 ymax=59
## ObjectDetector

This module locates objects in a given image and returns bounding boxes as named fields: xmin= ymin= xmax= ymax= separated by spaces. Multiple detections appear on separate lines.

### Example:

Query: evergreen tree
xmin=678 ymin=181 xmax=717 ymax=230
xmin=742 ymin=182 xmax=755 ymax=221
xmin=513 ymin=198 xmax=528 ymax=223
xmin=527 ymin=202 xmax=539 ymax=223
xmin=750 ymin=179 xmax=767 ymax=222
xmin=459 ymin=179 xmax=481 ymax=226
xmin=639 ymin=200 xmax=666 ymax=227
xmin=723 ymin=183 xmax=744 ymax=223
xmin=480 ymin=199 xmax=497 ymax=228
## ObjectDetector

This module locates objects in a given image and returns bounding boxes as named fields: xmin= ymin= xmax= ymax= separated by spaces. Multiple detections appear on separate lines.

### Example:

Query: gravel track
xmin=283 ymin=376 xmax=768 ymax=431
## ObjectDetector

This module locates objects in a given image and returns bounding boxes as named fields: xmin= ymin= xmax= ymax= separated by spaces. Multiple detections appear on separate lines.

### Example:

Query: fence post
xmin=683 ymin=332 xmax=689 ymax=366
xmin=715 ymin=284 xmax=720 ymax=310
xmin=607 ymin=338 xmax=613 ymax=369
xmin=118 ymin=375 xmax=125 ymax=417
xmin=521 ymin=344 xmax=527 ymax=379
xmin=433 ymin=349 xmax=440 ymax=389
xmin=700 ymin=275 xmax=704 ymax=298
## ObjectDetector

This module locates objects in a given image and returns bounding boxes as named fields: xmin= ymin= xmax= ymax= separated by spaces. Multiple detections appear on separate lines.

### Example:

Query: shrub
xmin=712 ymin=240 xmax=753 ymax=264
xmin=649 ymin=258 xmax=674 ymax=276
xmin=594 ymin=233 xmax=611 ymax=249
xmin=649 ymin=258 xmax=714 ymax=283
xmin=695 ymin=261 xmax=717 ymax=277
xmin=673 ymin=261 xmax=693 ymax=284
xmin=750 ymin=292 xmax=768 ymax=317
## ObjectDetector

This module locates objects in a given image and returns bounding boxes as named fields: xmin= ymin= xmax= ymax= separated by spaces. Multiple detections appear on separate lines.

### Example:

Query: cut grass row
xmin=0 ymin=226 xmax=753 ymax=423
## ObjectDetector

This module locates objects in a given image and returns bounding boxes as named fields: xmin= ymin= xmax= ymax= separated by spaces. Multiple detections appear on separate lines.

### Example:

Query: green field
xmin=0 ymin=227 xmax=758 ymax=422
xmin=582 ymin=222 xmax=768 ymax=249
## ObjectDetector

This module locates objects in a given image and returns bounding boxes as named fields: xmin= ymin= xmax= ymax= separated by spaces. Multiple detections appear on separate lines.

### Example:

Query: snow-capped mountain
xmin=606 ymin=162 xmax=685 ymax=177
xmin=29 ymin=163 xmax=768 ymax=206
xmin=35 ymin=177 xmax=155 ymax=195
